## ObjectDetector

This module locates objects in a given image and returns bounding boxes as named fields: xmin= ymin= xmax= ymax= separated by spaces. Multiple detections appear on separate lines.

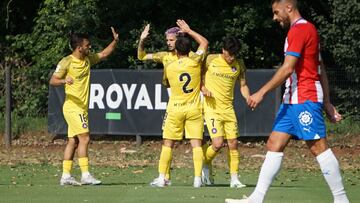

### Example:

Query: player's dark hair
xmin=222 ymin=36 xmax=241 ymax=55
xmin=175 ymin=35 xmax=191 ymax=56
xmin=69 ymin=32 xmax=89 ymax=50
xmin=271 ymin=0 xmax=298 ymax=8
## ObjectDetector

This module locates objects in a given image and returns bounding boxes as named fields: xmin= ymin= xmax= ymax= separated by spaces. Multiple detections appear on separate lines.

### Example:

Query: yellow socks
xmin=205 ymin=145 xmax=218 ymax=164
xmin=78 ymin=157 xmax=89 ymax=174
xmin=165 ymin=155 xmax=172 ymax=180
xmin=62 ymin=160 xmax=73 ymax=175
xmin=159 ymin=146 xmax=172 ymax=175
xmin=193 ymin=147 xmax=203 ymax=177
xmin=228 ymin=149 xmax=239 ymax=174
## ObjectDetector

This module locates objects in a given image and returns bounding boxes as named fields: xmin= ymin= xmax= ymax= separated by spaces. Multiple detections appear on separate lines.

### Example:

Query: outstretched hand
xmin=176 ymin=19 xmax=191 ymax=33
xmin=111 ymin=27 xmax=119 ymax=42
xmin=324 ymin=102 xmax=342 ymax=123
xmin=140 ymin=24 xmax=150 ymax=40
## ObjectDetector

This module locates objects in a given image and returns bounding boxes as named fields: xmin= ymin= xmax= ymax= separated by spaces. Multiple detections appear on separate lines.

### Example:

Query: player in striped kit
xmin=226 ymin=0 xmax=349 ymax=202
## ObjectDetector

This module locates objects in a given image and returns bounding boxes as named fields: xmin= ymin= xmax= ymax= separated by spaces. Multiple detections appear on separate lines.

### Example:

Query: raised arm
xmin=137 ymin=24 xmax=154 ymax=60
xmin=176 ymin=19 xmax=208 ymax=51
xmin=97 ymin=27 xmax=119 ymax=60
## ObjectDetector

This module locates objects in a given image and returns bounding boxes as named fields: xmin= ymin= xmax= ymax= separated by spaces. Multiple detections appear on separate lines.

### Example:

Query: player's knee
xmin=266 ymin=139 xmax=283 ymax=152
xmin=77 ymin=134 xmax=90 ymax=145
xmin=227 ymin=139 xmax=238 ymax=150
xmin=212 ymin=141 xmax=223 ymax=151
xmin=67 ymin=138 xmax=78 ymax=149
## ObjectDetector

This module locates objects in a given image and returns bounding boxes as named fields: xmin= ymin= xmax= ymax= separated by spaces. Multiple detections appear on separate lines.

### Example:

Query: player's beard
xmin=168 ymin=46 xmax=175 ymax=52
xmin=281 ymin=16 xmax=291 ymax=30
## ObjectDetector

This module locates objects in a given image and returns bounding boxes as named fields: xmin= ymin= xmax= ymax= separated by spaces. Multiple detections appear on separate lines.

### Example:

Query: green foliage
xmin=326 ymin=116 xmax=360 ymax=136
xmin=2 ymin=0 xmax=359 ymax=119
xmin=0 ymin=114 xmax=47 ymax=138
xmin=222 ymin=3 xmax=283 ymax=69
xmin=6 ymin=0 xmax=102 ymax=116
xmin=126 ymin=22 xmax=168 ymax=70
xmin=313 ymin=0 xmax=360 ymax=119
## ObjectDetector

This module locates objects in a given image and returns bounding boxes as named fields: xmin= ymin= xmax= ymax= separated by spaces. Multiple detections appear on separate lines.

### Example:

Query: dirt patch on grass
xmin=0 ymin=132 xmax=359 ymax=170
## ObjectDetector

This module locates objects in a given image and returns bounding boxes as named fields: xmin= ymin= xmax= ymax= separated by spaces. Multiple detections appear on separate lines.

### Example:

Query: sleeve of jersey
xmin=285 ymin=27 xmax=307 ymax=58
xmin=53 ymin=58 xmax=70 ymax=78
xmin=137 ymin=50 xmax=147 ymax=60
xmin=191 ymin=48 xmax=206 ymax=63
xmin=88 ymin=53 xmax=100 ymax=65
xmin=151 ymin=52 xmax=167 ymax=63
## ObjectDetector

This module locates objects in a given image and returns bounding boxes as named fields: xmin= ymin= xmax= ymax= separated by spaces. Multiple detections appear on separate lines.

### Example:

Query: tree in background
xmin=1 ymin=0 xmax=359 ymax=119
xmin=313 ymin=0 xmax=360 ymax=119
xmin=4 ymin=0 xmax=102 ymax=116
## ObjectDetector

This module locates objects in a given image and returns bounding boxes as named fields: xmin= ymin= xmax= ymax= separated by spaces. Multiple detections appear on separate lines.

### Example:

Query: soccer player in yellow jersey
xmin=49 ymin=28 xmax=119 ymax=186
xmin=150 ymin=19 xmax=208 ymax=188
xmin=201 ymin=37 xmax=250 ymax=188
xmin=137 ymin=24 xmax=195 ymax=185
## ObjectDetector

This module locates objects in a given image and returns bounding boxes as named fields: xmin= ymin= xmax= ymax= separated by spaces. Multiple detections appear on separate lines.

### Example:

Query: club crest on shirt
xmin=211 ymin=128 xmax=217 ymax=134
xmin=231 ymin=66 xmax=237 ymax=72
xmin=82 ymin=123 xmax=88 ymax=129
xmin=298 ymin=111 xmax=313 ymax=126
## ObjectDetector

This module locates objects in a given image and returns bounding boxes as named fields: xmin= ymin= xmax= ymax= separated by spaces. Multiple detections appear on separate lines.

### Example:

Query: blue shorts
xmin=272 ymin=101 xmax=326 ymax=140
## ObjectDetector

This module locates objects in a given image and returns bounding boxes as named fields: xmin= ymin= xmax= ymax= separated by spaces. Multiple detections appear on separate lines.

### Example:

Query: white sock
xmin=82 ymin=171 xmax=90 ymax=178
xmin=62 ymin=173 xmax=71 ymax=179
xmin=231 ymin=173 xmax=238 ymax=181
xmin=316 ymin=149 xmax=349 ymax=203
xmin=159 ymin=173 xmax=165 ymax=180
xmin=248 ymin=151 xmax=284 ymax=203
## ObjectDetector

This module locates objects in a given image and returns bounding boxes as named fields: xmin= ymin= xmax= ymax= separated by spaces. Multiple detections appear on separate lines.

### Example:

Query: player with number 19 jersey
xmin=162 ymin=48 xmax=205 ymax=140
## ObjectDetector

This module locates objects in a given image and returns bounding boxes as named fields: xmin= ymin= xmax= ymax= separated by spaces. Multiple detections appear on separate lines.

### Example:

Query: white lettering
xmin=89 ymin=84 xmax=105 ymax=109
xmin=106 ymin=84 xmax=123 ymax=109
xmin=122 ymin=84 xmax=137 ymax=109
xmin=134 ymin=84 xmax=153 ymax=109
xmin=155 ymin=84 xmax=167 ymax=110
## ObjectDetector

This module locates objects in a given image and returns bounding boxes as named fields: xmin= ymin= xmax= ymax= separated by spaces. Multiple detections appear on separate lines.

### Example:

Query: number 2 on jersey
xmin=179 ymin=73 xmax=193 ymax=93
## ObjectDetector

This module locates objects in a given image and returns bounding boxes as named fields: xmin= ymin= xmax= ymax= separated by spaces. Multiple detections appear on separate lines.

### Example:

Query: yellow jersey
xmin=203 ymin=54 xmax=246 ymax=113
xmin=138 ymin=50 xmax=194 ymax=86
xmin=53 ymin=53 xmax=100 ymax=111
xmin=165 ymin=49 xmax=205 ymax=112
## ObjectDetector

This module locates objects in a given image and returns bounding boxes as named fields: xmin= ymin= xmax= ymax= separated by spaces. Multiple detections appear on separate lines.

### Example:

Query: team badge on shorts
xmin=212 ymin=128 xmax=217 ymax=134
xmin=82 ymin=123 xmax=88 ymax=129
xmin=298 ymin=111 xmax=313 ymax=126
xmin=231 ymin=66 xmax=237 ymax=72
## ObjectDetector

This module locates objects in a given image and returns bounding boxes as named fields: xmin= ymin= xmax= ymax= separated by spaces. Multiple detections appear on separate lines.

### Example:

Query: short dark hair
xmin=69 ymin=33 xmax=89 ymax=50
xmin=271 ymin=0 xmax=298 ymax=8
xmin=175 ymin=35 xmax=191 ymax=56
xmin=222 ymin=36 xmax=241 ymax=55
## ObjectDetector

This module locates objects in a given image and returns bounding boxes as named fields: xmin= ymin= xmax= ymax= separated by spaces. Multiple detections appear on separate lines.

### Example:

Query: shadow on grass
xmin=101 ymin=182 xmax=148 ymax=186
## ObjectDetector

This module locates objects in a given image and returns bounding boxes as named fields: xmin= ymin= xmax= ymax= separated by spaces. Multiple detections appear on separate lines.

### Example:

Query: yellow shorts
xmin=162 ymin=109 xmax=204 ymax=140
xmin=204 ymin=111 xmax=239 ymax=139
xmin=63 ymin=111 xmax=89 ymax=137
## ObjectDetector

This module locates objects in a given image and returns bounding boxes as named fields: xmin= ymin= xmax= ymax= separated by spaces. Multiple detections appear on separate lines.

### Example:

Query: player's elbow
xmin=49 ymin=78 xmax=57 ymax=86
xmin=281 ymin=65 xmax=294 ymax=77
